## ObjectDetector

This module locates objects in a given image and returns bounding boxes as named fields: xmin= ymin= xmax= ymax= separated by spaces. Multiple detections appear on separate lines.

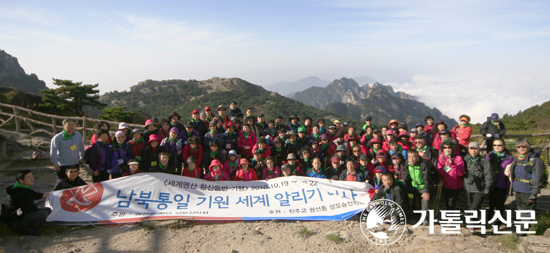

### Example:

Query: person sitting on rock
xmin=4 ymin=170 xmax=51 ymax=235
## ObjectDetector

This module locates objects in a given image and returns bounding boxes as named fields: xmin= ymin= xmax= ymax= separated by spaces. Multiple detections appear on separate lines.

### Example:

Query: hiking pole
xmin=434 ymin=181 xmax=443 ymax=215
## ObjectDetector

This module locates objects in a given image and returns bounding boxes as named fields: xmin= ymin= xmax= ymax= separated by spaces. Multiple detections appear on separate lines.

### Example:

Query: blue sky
xmin=1 ymin=0 xmax=549 ymax=123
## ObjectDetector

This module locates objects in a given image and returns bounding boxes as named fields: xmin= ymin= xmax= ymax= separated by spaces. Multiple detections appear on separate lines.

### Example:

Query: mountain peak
xmin=0 ymin=49 xmax=47 ymax=95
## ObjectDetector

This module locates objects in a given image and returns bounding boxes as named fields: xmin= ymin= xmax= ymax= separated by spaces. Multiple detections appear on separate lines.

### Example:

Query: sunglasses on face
xmin=516 ymin=145 xmax=528 ymax=149
xmin=493 ymin=144 xmax=503 ymax=147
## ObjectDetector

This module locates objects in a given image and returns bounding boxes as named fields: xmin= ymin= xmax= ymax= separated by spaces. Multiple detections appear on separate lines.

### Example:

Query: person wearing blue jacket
xmin=306 ymin=157 xmax=326 ymax=178
xmin=512 ymin=138 xmax=546 ymax=212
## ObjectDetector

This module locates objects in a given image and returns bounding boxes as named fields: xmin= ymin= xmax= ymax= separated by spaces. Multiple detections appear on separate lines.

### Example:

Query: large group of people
xmin=2 ymin=101 xmax=547 ymax=235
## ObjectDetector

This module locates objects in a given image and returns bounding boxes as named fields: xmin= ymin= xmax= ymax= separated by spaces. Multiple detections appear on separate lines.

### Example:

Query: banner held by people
xmin=45 ymin=173 xmax=370 ymax=224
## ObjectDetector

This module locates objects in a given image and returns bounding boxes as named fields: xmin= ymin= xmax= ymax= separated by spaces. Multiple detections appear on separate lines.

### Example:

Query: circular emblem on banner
xmin=360 ymin=199 xmax=407 ymax=245
xmin=60 ymin=183 xmax=104 ymax=212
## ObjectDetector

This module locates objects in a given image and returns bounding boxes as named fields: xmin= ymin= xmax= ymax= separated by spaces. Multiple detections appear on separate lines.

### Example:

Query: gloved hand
xmin=486 ymin=134 xmax=492 ymax=138
xmin=529 ymin=194 xmax=537 ymax=202
xmin=483 ymin=188 xmax=490 ymax=195
xmin=495 ymin=134 xmax=500 ymax=138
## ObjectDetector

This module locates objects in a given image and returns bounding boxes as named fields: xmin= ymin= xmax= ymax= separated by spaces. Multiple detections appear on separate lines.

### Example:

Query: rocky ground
xmin=1 ymin=155 xmax=549 ymax=252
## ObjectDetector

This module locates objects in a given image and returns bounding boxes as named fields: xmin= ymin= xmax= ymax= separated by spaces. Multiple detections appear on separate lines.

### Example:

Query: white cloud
xmin=390 ymin=72 xmax=550 ymax=123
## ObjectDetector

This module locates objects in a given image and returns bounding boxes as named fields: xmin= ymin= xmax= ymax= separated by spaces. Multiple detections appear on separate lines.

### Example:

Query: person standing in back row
xmin=50 ymin=118 xmax=85 ymax=180
xmin=480 ymin=113 xmax=506 ymax=153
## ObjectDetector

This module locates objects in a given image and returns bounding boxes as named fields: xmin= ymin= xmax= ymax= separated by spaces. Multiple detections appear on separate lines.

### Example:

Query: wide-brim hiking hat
xmin=169 ymin=112 xmax=181 ymax=120
xmin=289 ymin=115 xmax=300 ymax=122
xmin=115 ymin=130 xmax=125 ymax=137
xmin=169 ymin=127 xmax=179 ymax=134
xmin=331 ymin=156 xmax=340 ymax=164
xmin=148 ymin=134 xmax=161 ymax=143
xmin=333 ymin=120 xmax=341 ymax=125
xmin=370 ymin=138 xmax=382 ymax=144
xmin=365 ymin=116 xmax=372 ymax=121
xmin=118 ymin=123 xmax=129 ymax=130
xmin=388 ymin=119 xmax=399 ymax=127
xmin=144 ymin=119 xmax=154 ymax=127
xmin=459 ymin=114 xmax=471 ymax=122
xmin=217 ymin=105 xmax=226 ymax=111
xmin=286 ymin=153 xmax=297 ymax=160
xmin=415 ymin=123 xmax=424 ymax=128
xmin=359 ymin=153 xmax=368 ymax=160
xmin=131 ymin=128 xmax=142 ymax=135
xmin=209 ymin=159 xmax=223 ymax=170
xmin=297 ymin=126 xmax=306 ymax=133
xmin=398 ymin=132 xmax=410 ymax=138
xmin=435 ymin=120 xmax=447 ymax=128
xmin=238 ymin=158 xmax=251 ymax=167
xmin=288 ymin=130 xmax=297 ymax=136
xmin=336 ymin=145 xmax=346 ymax=152
xmin=228 ymin=150 xmax=237 ymax=157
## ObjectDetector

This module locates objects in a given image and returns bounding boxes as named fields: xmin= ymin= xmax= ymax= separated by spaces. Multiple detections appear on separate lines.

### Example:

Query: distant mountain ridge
xmin=292 ymin=77 xmax=456 ymax=127
xmin=0 ymin=50 xmax=47 ymax=95
xmin=99 ymin=77 xmax=350 ymax=124
xmin=266 ymin=76 xmax=330 ymax=96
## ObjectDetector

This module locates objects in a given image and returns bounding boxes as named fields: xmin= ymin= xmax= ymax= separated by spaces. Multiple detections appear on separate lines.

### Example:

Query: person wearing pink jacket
xmin=437 ymin=140 xmax=465 ymax=210
xmin=238 ymin=123 xmax=257 ymax=159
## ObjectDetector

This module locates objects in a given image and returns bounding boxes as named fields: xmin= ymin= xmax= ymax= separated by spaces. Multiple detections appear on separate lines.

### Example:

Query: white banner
xmin=46 ymin=173 xmax=370 ymax=224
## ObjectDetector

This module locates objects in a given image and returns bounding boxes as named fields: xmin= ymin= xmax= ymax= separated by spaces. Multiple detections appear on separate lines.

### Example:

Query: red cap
xmin=205 ymin=106 xmax=212 ymax=111
xmin=192 ymin=109 xmax=199 ymax=114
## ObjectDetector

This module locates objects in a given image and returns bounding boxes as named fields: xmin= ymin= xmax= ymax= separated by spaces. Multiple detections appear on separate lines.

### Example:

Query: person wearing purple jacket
xmin=109 ymin=131 xmax=133 ymax=179
xmin=486 ymin=138 xmax=514 ymax=221
xmin=87 ymin=130 xmax=112 ymax=182
xmin=179 ymin=122 xmax=201 ymax=144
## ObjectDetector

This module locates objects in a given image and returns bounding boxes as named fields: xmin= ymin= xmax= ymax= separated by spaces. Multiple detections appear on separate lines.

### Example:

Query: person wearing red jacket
xmin=238 ymin=123 xmax=257 ymax=159
xmin=182 ymin=156 xmax=202 ymax=178
xmin=437 ymin=141 xmax=465 ymax=210
xmin=452 ymin=114 xmax=472 ymax=155
xmin=182 ymin=136 xmax=203 ymax=170
xmin=204 ymin=159 xmax=230 ymax=181
xmin=234 ymin=158 xmax=258 ymax=181
xmin=128 ymin=129 xmax=146 ymax=161
xmin=382 ymin=129 xmax=397 ymax=152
